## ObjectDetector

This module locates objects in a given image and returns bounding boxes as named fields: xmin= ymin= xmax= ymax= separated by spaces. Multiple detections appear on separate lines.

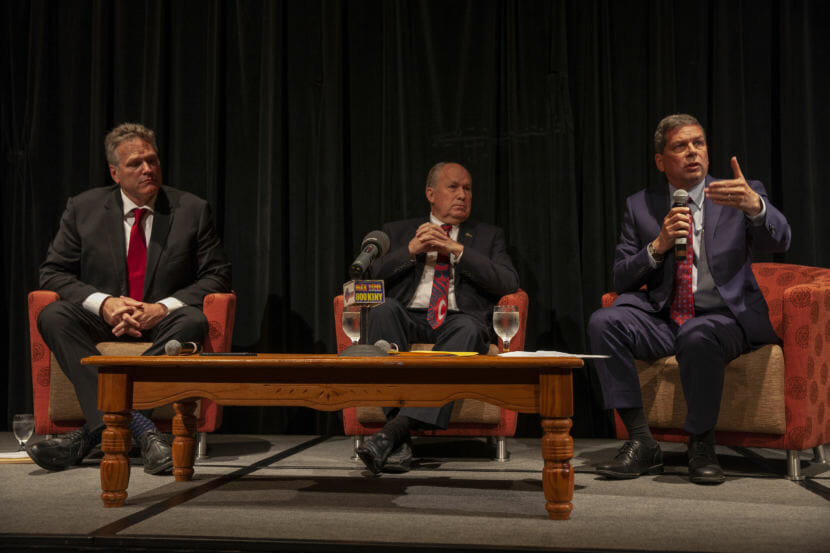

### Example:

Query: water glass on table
xmin=342 ymin=305 xmax=361 ymax=345
xmin=493 ymin=305 xmax=519 ymax=353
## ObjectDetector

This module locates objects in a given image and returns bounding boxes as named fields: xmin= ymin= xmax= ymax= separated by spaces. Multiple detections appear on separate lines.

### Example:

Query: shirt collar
xmin=121 ymin=191 xmax=156 ymax=217
xmin=669 ymin=178 xmax=705 ymax=209
xmin=429 ymin=213 xmax=458 ymax=229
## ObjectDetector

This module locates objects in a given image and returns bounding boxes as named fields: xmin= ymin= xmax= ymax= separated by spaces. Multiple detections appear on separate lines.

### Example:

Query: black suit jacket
xmin=39 ymin=185 xmax=232 ymax=306
xmin=369 ymin=217 xmax=519 ymax=325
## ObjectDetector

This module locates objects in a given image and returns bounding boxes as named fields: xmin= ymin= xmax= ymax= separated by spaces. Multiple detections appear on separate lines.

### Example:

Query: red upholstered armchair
xmin=334 ymin=289 xmax=528 ymax=461
xmin=601 ymin=263 xmax=829 ymax=479
xmin=27 ymin=290 xmax=236 ymax=455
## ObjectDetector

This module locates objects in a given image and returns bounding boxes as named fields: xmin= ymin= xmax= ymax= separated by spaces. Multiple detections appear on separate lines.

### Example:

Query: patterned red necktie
xmin=127 ymin=208 xmax=148 ymax=301
xmin=670 ymin=213 xmax=694 ymax=325
xmin=427 ymin=224 xmax=453 ymax=329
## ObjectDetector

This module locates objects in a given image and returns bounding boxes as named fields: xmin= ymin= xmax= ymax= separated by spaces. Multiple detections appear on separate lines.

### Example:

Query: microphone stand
xmin=339 ymin=271 xmax=388 ymax=357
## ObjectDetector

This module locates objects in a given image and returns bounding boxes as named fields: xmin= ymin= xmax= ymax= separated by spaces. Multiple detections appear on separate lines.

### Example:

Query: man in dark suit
xmin=588 ymin=114 xmax=790 ymax=484
xmin=27 ymin=123 xmax=232 ymax=474
xmin=355 ymin=162 xmax=519 ymax=474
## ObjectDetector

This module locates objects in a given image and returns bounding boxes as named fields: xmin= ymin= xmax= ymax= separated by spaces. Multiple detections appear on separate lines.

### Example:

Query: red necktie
xmin=427 ymin=224 xmax=453 ymax=329
xmin=127 ymin=208 xmax=148 ymax=301
xmin=670 ymin=213 xmax=694 ymax=326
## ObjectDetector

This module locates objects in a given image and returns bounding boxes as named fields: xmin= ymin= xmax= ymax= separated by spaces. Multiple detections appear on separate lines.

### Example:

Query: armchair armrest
xmin=28 ymin=291 xmax=61 ymax=434
xmin=778 ymin=277 xmax=830 ymax=450
xmin=202 ymin=292 xmax=237 ymax=353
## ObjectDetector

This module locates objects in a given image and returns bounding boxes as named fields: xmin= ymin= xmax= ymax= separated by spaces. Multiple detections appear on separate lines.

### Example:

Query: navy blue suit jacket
xmin=611 ymin=175 xmax=790 ymax=347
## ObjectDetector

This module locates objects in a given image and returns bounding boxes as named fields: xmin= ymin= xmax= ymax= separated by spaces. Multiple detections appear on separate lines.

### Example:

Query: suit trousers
xmin=587 ymin=304 xmax=749 ymax=434
xmin=367 ymin=297 xmax=491 ymax=428
xmin=37 ymin=300 xmax=209 ymax=429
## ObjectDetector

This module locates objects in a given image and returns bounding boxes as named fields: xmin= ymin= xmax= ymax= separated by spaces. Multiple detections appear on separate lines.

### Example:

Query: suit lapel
xmin=105 ymin=188 xmax=128 ymax=296
xmin=702 ymin=175 xmax=724 ymax=249
xmin=144 ymin=188 xmax=173 ymax=298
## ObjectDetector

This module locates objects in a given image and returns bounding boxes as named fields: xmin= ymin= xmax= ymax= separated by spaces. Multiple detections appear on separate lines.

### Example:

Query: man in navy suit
xmin=356 ymin=162 xmax=519 ymax=474
xmin=588 ymin=114 xmax=790 ymax=484
xmin=27 ymin=123 xmax=231 ymax=474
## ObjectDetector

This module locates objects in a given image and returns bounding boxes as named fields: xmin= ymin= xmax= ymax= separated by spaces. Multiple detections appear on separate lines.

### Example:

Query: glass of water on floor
xmin=493 ymin=305 xmax=519 ymax=353
xmin=13 ymin=414 xmax=34 ymax=451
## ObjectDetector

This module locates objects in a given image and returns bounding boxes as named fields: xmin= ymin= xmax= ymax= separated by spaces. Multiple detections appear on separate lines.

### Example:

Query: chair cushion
xmin=49 ymin=342 xmax=200 ymax=422
xmin=637 ymin=344 xmax=786 ymax=434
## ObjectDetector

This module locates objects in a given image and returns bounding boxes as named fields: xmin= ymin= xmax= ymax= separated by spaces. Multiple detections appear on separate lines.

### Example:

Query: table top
xmin=82 ymin=352 xmax=583 ymax=371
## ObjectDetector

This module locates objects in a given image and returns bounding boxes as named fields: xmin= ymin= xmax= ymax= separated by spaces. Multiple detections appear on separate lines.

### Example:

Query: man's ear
xmin=109 ymin=164 xmax=119 ymax=184
xmin=425 ymin=186 xmax=434 ymax=204
xmin=654 ymin=153 xmax=664 ymax=173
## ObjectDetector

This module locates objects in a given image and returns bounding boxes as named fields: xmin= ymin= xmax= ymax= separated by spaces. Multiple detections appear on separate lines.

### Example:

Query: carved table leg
xmin=172 ymin=400 xmax=197 ymax=481
xmin=538 ymin=369 xmax=575 ymax=519
xmin=100 ymin=412 xmax=132 ymax=507
xmin=541 ymin=417 xmax=574 ymax=520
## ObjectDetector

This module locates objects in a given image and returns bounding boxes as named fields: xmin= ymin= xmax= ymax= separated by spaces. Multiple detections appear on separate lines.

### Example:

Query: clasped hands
xmin=652 ymin=156 xmax=763 ymax=255
xmin=408 ymin=222 xmax=463 ymax=259
xmin=101 ymin=296 xmax=168 ymax=337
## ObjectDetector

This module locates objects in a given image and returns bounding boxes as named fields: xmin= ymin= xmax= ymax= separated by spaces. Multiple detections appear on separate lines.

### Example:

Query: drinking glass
xmin=13 ymin=414 xmax=34 ymax=451
xmin=493 ymin=305 xmax=520 ymax=353
xmin=342 ymin=305 xmax=361 ymax=346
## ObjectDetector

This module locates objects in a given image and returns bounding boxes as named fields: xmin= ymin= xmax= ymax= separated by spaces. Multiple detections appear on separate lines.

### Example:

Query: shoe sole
xmin=382 ymin=461 xmax=411 ymax=473
xmin=144 ymin=459 xmax=174 ymax=475
xmin=690 ymin=475 xmax=726 ymax=485
xmin=356 ymin=448 xmax=382 ymax=474
xmin=597 ymin=464 xmax=664 ymax=480
xmin=28 ymin=456 xmax=70 ymax=472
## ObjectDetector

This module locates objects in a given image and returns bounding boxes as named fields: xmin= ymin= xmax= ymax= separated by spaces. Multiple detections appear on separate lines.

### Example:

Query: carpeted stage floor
xmin=0 ymin=432 xmax=827 ymax=553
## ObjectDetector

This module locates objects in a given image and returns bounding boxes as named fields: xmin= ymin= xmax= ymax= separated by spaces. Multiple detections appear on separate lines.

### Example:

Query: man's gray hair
xmin=654 ymin=114 xmax=703 ymax=154
xmin=425 ymin=162 xmax=449 ymax=188
xmin=104 ymin=123 xmax=158 ymax=165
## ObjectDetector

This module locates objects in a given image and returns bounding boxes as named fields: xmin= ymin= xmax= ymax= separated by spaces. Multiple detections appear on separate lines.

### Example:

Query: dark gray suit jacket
xmin=39 ymin=185 xmax=232 ymax=306
xmin=369 ymin=217 xmax=519 ymax=326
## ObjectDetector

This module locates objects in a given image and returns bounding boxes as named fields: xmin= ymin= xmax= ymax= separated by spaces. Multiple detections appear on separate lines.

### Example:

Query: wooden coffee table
xmin=85 ymin=353 xmax=582 ymax=519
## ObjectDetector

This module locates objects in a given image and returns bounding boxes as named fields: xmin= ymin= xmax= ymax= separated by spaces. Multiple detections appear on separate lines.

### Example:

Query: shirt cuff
xmin=747 ymin=197 xmax=767 ymax=226
xmin=158 ymin=297 xmax=184 ymax=314
xmin=83 ymin=292 xmax=111 ymax=317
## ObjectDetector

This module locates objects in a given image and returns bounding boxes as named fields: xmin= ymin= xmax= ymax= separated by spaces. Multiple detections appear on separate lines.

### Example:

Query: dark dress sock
xmin=618 ymin=407 xmax=657 ymax=447
xmin=692 ymin=427 xmax=716 ymax=444
xmin=379 ymin=415 xmax=413 ymax=447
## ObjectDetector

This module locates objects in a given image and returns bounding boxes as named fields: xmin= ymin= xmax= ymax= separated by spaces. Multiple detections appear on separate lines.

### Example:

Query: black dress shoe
xmin=26 ymin=428 xmax=96 ymax=471
xmin=136 ymin=430 xmax=173 ymax=475
xmin=356 ymin=432 xmax=397 ymax=474
xmin=382 ymin=439 xmax=413 ymax=473
xmin=688 ymin=438 xmax=725 ymax=485
xmin=596 ymin=440 xmax=663 ymax=479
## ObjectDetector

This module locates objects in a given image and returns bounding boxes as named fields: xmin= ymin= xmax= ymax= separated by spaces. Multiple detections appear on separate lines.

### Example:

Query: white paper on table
xmin=498 ymin=350 xmax=610 ymax=358
xmin=0 ymin=450 xmax=32 ymax=459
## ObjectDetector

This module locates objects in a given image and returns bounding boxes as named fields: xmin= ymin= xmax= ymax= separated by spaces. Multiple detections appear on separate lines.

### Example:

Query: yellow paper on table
xmin=391 ymin=350 xmax=479 ymax=357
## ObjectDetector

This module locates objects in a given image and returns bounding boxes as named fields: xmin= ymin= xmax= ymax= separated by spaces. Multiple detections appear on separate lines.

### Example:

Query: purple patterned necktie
xmin=427 ymin=224 xmax=453 ymax=329
xmin=670 ymin=213 xmax=694 ymax=326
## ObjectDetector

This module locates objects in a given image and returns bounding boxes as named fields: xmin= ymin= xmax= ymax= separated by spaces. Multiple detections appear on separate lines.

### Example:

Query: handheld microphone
xmin=672 ymin=189 xmax=689 ymax=261
xmin=349 ymin=230 xmax=390 ymax=279
xmin=164 ymin=340 xmax=202 ymax=355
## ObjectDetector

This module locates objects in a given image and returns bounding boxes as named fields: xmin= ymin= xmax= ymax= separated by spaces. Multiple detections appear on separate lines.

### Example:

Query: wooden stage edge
xmin=85 ymin=353 xmax=583 ymax=520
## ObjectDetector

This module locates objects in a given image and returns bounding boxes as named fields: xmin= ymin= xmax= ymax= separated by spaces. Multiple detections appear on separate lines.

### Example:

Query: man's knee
xmin=37 ymin=301 xmax=79 ymax=337
xmin=588 ymin=307 xmax=619 ymax=342
xmin=165 ymin=307 xmax=209 ymax=340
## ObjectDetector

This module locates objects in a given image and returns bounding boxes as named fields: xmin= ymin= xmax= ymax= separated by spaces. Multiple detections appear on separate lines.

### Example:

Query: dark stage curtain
xmin=2 ymin=1 xmax=828 ymax=437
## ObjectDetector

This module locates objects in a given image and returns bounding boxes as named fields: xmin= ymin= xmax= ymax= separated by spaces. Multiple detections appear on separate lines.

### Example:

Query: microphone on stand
xmin=164 ymin=340 xmax=202 ymax=356
xmin=672 ymin=189 xmax=689 ymax=261
xmin=349 ymin=230 xmax=390 ymax=279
